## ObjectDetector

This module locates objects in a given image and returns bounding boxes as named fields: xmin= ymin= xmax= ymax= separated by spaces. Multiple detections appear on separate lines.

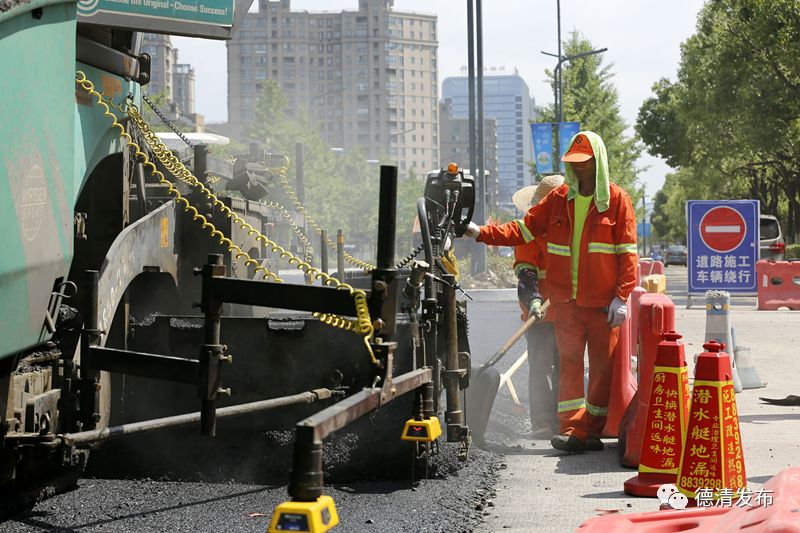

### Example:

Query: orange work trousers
xmin=552 ymin=301 xmax=620 ymax=440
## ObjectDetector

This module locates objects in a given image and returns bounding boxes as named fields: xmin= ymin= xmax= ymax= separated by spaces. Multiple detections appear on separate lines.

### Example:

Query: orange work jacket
xmin=479 ymin=183 xmax=638 ymax=307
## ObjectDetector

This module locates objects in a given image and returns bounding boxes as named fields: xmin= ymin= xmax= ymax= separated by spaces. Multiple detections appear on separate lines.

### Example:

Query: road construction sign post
xmin=686 ymin=200 xmax=759 ymax=308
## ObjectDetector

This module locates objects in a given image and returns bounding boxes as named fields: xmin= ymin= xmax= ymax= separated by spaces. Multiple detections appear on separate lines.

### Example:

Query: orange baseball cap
xmin=561 ymin=133 xmax=594 ymax=162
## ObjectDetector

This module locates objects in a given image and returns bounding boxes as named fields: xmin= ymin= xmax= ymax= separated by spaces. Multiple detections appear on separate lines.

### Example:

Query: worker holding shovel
xmin=465 ymin=131 xmax=638 ymax=453
xmin=509 ymin=176 xmax=564 ymax=439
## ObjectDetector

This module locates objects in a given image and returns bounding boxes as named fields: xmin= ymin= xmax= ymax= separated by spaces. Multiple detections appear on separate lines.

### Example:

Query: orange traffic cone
xmin=602 ymin=308 xmax=636 ymax=437
xmin=624 ymin=331 xmax=690 ymax=496
xmin=677 ymin=340 xmax=747 ymax=502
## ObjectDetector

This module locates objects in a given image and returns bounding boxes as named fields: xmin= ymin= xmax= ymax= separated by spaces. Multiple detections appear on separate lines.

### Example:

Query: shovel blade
xmin=466 ymin=365 xmax=501 ymax=447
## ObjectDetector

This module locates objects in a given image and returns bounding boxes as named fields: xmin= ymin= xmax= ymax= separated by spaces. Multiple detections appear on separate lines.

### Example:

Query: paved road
xmin=477 ymin=266 xmax=800 ymax=532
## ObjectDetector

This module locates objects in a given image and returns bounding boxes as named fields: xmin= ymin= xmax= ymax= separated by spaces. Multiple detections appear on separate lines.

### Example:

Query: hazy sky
xmin=173 ymin=0 xmax=706 ymax=194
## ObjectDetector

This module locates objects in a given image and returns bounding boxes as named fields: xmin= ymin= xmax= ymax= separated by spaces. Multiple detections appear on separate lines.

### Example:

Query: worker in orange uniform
xmin=510 ymin=176 xmax=563 ymax=439
xmin=464 ymin=131 xmax=638 ymax=452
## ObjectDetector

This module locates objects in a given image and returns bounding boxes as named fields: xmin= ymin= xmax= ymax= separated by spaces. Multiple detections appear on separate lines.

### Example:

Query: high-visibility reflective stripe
xmin=538 ymin=269 xmax=546 ymax=280
xmin=514 ymin=219 xmax=534 ymax=243
xmin=514 ymin=262 xmax=538 ymax=277
xmin=586 ymin=403 xmax=608 ymax=417
xmin=615 ymin=243 xmax=638 ymax=254
xmin=558 ymin=398 xmax=585 ymax=412
xmin=588 ymin=242 xmax=615 ymax=254
xmin=547 ymin=243 xmax=571 ymax=257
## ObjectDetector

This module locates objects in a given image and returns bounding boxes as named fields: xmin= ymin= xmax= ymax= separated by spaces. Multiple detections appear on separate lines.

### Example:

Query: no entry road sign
xmin=699 ymin=206 xmax=746 ymax=253
xmin=687 ymin=200 xmax=759 ymax=294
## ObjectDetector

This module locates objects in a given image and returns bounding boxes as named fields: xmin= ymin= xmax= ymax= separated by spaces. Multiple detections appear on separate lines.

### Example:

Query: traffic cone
xmin=619 ymin=294 xmax=675 ymax=468
xmin=602 ymin=303 xmax=636 ymax=438
xmin=624 ymin=332 xmax=690 ymax=496
xmin=677 ymin=340 xmax=747 ymax=502
xmin=704 ymin=291 xmax=743 ymax=392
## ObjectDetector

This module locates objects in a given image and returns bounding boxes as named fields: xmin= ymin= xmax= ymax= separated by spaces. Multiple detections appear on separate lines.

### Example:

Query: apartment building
xmin=228 ymin=0 xmax=438 ymax=177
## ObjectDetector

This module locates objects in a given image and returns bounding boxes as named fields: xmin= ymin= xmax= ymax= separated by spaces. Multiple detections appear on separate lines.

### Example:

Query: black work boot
xmin=584 ymin=435 xmax=605 ymax=451
xmin=550 ymin=434 xmax=586 ymax=453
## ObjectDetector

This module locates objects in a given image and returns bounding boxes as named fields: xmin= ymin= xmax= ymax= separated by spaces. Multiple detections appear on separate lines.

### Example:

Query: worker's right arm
xmin=467 ymin=200 xmax=550 ymax=246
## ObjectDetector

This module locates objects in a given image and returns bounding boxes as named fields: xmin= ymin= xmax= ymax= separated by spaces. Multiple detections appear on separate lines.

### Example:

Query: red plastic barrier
xmin=602 ymin=302 xmax=636 ymax=438
xmin=757 ymin=260 xmax=800 ymax=310
xmin=619 ymin=294 xmax=675 ymax=468
xmin=577 ymin=467 xmax=800 ymax=533
xmin=639 ymin=260 xmax=665 ymax=278
xmin=628 ymin=287 xmax=647 ymax=364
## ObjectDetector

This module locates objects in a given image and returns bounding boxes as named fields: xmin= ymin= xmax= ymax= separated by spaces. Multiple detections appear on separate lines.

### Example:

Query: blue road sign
xmin=687 ymin=200 xmax=760 ymax=294
xmin=637 ymin=221 xmax=651 ymax=239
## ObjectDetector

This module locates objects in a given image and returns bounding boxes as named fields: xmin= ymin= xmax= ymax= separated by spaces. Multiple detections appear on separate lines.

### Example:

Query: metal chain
xmin=141 ymin=93 xmax=195 ymax=149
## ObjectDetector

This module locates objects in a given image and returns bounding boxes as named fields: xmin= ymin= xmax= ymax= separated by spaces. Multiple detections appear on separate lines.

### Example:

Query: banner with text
xmin=558 ymin=121 xmax=581 ymax=172
xmin=531 ymin=123 xmax=554 ymax=175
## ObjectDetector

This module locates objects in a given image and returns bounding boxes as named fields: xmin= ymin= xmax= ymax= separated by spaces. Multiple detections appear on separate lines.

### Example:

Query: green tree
xmin=637 ymin=0 xmax=800 ymax=242
xmin=541 ymin=32 xmax=643 ymax=199
xmin=244 ymin=80 xmax=424 ymax=264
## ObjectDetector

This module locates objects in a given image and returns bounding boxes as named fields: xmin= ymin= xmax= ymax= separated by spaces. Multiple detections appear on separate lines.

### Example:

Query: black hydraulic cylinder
xmin=443 ymin=273 xmax=464 ymax=441
xmin=79 ymin=270 xmax=101 ymax=430
xmin=288 ymin=428 xmax=324 ymax=502
xmin=376 ymin=165 xmax=397 ymax=270
xmin=371 ymin=166 xmax=399 ymax=338
xmin=194 ymin=144 xmax=208 ymax=186
xmin=200 ymin=253 xmax=225 ymax=436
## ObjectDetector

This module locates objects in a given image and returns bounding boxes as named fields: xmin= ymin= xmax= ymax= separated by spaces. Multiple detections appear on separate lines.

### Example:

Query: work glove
xmin=463 ymin=221 xmax=480 ymax=239
xmin=516 ymin=268 xmax=539 ymax=310
xmin=607 ymin=297 xmax=628 ymax=328
xmin=529 ymin=298 xmax=546 ymax=321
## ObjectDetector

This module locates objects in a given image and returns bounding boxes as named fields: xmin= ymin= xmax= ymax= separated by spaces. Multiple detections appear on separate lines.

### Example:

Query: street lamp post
xmin=541 ymin=1 xmax=607 ymax=160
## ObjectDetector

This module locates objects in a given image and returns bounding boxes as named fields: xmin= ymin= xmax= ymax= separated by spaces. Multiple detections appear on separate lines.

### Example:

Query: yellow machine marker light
xmin=269 ymin=495 xmax=339 ymax=533
xmin=401 ymin=417 xmax=442 ymax=442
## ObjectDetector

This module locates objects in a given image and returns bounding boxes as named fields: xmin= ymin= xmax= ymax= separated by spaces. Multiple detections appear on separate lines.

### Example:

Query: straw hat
xmin=511 ymin=175 xmax=565 ymax=212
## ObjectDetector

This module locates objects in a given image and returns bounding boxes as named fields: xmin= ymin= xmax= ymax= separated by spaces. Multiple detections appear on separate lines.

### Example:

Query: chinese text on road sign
xmin=687 ymin=201 xmax=759 ymax=294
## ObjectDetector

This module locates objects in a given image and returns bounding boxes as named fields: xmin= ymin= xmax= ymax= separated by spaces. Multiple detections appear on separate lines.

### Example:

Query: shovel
xmin=466 ymin=300 xmax=550 ymax=446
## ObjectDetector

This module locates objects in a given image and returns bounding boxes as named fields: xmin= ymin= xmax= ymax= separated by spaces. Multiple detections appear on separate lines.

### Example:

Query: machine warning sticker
xmin=77 ymin=0 xmax=234 ymax=28
xmin=160 ymin=218 xmax=169 ymax=248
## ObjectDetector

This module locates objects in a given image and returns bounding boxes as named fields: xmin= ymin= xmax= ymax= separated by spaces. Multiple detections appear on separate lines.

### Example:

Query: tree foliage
xmin=637 ymin=0 xmax=800 ymax=243
xmin=538 ymin=32 xmax=643 ymax=201
xmin=244 ymin=80 xmax=423 ymax=261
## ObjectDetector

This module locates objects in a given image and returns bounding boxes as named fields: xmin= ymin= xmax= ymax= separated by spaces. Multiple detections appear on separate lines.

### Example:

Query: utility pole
xmin=541 ymin=1 xmax=607 ymax=160
xmin=466 ymin=0 xmax=486 ymax=274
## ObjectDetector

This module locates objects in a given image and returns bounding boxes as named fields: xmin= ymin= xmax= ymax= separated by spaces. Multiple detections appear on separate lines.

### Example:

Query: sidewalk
xmin=477 ymin=304 xmax=800 ymax=532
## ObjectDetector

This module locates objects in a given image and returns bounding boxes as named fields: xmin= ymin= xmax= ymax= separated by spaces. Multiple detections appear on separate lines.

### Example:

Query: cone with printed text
xmin=624 ymin=331 xmax=691 ymax=496
xmin=677 ymin=340 xmax=747 ymax=502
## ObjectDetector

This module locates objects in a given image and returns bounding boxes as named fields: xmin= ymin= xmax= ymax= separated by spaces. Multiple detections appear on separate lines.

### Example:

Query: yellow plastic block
xmin=268 ymin=495 xmax=339 ymax=533
xmin=401 ymin=416 xmax=442 ymax=442
xmin=642 ymin=274 xmax=667 ymax=294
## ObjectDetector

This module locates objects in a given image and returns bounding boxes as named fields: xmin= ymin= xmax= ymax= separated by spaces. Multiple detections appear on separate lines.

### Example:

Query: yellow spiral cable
xmin=262 ymin=160 xmax=378 ymax=272
xmin=80 ymin=82 xmax=377 ymax=364
xmin=74 ymin=72 xmax=282 ymax=286
xmin=263 ymin=199 xmax=314 ymax=265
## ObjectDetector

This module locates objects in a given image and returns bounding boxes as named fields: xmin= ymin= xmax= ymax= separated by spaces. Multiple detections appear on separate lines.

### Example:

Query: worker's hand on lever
xmin=607 ymin=297 xmax=628 ymax=328
xmin=529 ymin=298 xmax=546 ymax=321
xmin=464 ymin=221 xmax=480 ymax=239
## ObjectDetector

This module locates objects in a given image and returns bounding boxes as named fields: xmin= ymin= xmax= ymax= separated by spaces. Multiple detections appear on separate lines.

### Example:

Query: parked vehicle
xmin=760 ymin=214 xmax=785 ymax=261
xmin=649 ymin=245 xmax=664 ymax=263
xmin=664 ymin=244 xmax=688 ymax=266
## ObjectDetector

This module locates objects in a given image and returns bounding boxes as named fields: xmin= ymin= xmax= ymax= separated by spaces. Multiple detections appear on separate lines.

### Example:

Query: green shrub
xmin=785 ymin=244 xmax=800 ymax=260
